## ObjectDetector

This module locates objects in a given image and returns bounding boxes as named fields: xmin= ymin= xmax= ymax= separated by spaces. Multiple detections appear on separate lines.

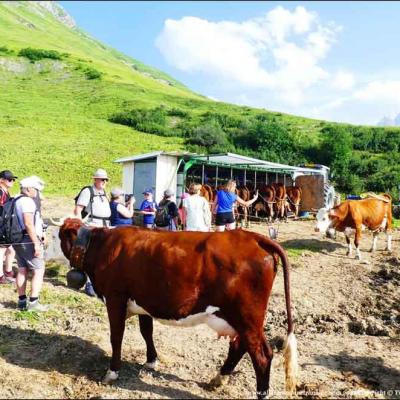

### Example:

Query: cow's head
xmin=57 ymin=218 xmax=84 ymax=260
xmin=314 ymin=208 xmax=336 ymax=238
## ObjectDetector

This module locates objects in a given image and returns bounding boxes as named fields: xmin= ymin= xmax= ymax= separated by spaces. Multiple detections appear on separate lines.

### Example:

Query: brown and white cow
xmin=315 ymin=194 xmax=393 ymax=260
xmin=57 ymin=219 xmax=297 ymax=398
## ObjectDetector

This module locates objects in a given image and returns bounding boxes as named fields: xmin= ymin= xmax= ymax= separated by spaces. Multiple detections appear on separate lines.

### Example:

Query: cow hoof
xmin=207 ymin=373 xmax=229 ymax=390
xmin=144 ymin=360 xmax=158 ymax=370
xmin=102 ymin=369 xmax=119 ymax=385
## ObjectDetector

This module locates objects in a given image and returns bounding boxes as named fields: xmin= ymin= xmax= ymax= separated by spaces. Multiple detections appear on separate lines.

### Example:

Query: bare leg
xmin=216 ymin=225 xmax=226 ymax=232
xmin=31 ymin=267 xmax=45 ymax=297
xmin=16 ymin=267 xmax=28 ymax=296
xmin=4 ymin=246 xmax=15 ymax=273
xmin=226 ymin=222 xmax=236 ymax=231
xmin=139 ymin=315 xmax=158 ymax=368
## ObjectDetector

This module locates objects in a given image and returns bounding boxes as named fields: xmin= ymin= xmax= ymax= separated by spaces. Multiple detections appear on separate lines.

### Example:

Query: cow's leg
xmin=103 ymin=296 xmax=128 ymax=384
xmin=386 ymin=231 xmax=392 ymax=252
xmin=139 ymin=315 xmax=158 ymax=369
xmin=245 ymin=333 xmax=273 ymax=400
xmin=355 ymin=227 xmax=362 ymax=260
xmin=209 ymin=337 xmax=246 ymax=388
xmin=370 ymin=232 xmax=379 ymax=252
xmin=345 ymin=234 xmax=352 ymax=256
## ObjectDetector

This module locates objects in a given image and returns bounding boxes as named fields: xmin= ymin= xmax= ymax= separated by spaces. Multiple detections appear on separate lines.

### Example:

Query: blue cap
xmin=142 ymin=188 xmax=153 ymax=194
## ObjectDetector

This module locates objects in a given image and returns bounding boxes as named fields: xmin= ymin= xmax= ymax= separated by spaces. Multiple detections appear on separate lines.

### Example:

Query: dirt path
xmin=0 ymin=198 xmax=399 ymax=399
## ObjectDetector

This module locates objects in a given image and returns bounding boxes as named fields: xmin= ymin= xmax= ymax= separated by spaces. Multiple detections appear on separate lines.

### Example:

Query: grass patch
xmin=392 ymin=218 xmax=400 ymax=229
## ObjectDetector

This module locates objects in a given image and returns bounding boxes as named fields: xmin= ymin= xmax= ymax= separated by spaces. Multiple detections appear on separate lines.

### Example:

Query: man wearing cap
xmin=155 ymin=189 xmax=180 ymax=231
xmin=74 ymin=169 xmax=111 ymax=296
xmin=139 ymin=188 xmax=157 ymax=229
xmin=0 ymin=170 xmax=17 ymax=284
xmin=13 ymin=176 xmax=47 ymax=311
xmin=110 ymin=187 xmax=135 ymax=227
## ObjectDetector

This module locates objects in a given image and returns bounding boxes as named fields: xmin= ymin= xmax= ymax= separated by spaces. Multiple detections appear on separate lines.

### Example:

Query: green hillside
xmin=1 ymin=1 xmax=400 ymax=197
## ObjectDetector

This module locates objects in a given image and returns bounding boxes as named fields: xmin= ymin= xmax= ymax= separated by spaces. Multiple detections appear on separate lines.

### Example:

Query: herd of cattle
xmin=197 ymin=182 xmax=302 ymax=222
xmin=53 ymin=190 xmax=394 ymax=399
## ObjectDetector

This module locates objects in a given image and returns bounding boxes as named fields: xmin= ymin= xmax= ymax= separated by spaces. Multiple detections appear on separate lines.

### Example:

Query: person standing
xmin=139 ymin=188 xmax=157 ymax=229
xmin=155 ymin=189 xmax=179 ymax=231
xmin=212 ymin=179 xmax=258 ymax=232
xmin=110 ymin=188 xmax=135 ymax=227
xmin=74 ymin=168 xmax=111 ymax=296
xmin=183 ymin=184 xmax=211 ymax=232
xmin=0 ymin=170 xmax=17 ymax=284
xmin=14 ymin=176 xmax=47 ymax=311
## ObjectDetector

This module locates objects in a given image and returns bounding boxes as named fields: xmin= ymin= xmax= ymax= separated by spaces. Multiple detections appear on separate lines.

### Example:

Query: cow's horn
xmin=49 ymin=217 xmax=65 ymax=227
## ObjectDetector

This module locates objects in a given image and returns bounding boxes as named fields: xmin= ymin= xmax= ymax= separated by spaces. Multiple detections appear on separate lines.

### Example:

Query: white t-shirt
xmin=183 ymin=194 xmax=211 ymax=232
xmin=14 ymin=195 xmax=43 ymax=238
xmin=76 ymin=186 xmax=111 ymax=225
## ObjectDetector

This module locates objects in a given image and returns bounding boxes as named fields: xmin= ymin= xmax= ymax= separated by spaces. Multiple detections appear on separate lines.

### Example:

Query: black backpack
xmin=155 ymin=201 xmax=172 ymax=227
xmin=74 ymin=186 xmax=109 ymax=219
xmin=0 ymin=195 xmax=27 ymax=245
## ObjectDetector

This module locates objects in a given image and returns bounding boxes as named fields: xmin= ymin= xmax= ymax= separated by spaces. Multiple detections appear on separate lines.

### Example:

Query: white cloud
xmin=331 ymin=70 xmax=355 ymax=91
xmin=155 ymin=6 xmax=341 ymax=105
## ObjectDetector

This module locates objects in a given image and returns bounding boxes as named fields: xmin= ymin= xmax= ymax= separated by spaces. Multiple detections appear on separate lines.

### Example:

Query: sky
xmin=60 ymin=1 xmax=400 ymax=126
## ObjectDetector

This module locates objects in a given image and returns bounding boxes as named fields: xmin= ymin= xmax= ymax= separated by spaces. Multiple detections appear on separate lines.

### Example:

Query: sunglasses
xmin=6 ymin=178 xmax=15 ymax=182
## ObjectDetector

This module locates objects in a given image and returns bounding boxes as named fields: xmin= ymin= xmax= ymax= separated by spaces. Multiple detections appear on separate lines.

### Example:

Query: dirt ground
xmin=0 ymin=198 xmax=399 ymax=399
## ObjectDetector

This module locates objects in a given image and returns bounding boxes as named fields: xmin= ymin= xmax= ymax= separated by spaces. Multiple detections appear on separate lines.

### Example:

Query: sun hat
xmin=92 ymin=168 xmax=108 ymax=180
xmin=0 ymin=170 xmax=18 ymax=180
xmin=20 ymin=176 xmax=45 ymax=191
xmin=164 ymin=189 xmax=174 ymax=197
xmin=111 ymin=187 xmax=124 ymax=198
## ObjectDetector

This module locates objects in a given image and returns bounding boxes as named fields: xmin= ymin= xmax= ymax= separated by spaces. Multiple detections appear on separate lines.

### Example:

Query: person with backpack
xmin=139 ymin=188 xmax=157 ymax=229
xmin=155 ymin=189 xmax=179 ymax=231
xmin=12 ymin=176 xmax=48 ymax=311
xmin=110 ymin=187 xmax=135 ymax=227
xmin=0 ymin=170 xmax=17 ymax=284
xmin=74 ymin=168 xmax=111 ymax=296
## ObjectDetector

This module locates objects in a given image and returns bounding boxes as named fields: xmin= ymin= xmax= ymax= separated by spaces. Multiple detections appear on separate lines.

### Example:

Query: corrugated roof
xmin=114 ymin=151 xmax=325 ymax=174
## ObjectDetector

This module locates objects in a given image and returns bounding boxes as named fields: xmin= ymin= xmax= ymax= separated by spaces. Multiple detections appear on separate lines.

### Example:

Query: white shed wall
xmin=155 ymin=155 xmax=178 ymax=203
xmin=122 ymin=162 xmax=134 ymax=194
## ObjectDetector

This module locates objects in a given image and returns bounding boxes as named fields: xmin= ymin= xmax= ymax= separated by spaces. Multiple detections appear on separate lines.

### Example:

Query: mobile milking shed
xmin=114 ymin=151 xmax=336 ymax=211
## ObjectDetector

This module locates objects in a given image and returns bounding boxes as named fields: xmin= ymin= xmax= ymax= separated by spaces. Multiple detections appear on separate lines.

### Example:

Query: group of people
xmin=0 ymin=166 xmax=259 ymax=309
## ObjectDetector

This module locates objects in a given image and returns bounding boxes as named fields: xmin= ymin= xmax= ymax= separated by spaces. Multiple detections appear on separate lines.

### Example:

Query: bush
xmin=167 ymin=108 xmax=189 ymax=118
xmin=0 ymin=46 xmax=13 ymax=55
xmin=84 ymin=67 xmax=102 ymax=80
xmin=18 ymin=47 xmax=62 ymax=62
xmin=186 ymin=120 xmax=227 ymax=148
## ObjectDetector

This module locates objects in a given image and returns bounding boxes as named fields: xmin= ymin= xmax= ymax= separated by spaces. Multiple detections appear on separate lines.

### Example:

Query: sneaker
xmin=0 ymin=275 xmax=13 ymax=284
xmin=27 ymin=300 xmax=49 ymax=312
xmin=17 ymin=298 xmax=27 ymax=311
xmin=4 ymin=271 xmax=15 ymax=282
xmin=84 ymin=282 xmax=96 ymax=297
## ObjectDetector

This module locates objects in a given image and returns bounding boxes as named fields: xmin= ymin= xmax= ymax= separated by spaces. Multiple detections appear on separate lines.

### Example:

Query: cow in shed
xmin=315 ymin=193 xmax=392 ymax=260
xmin=271 ymin=183 xmax=286 ymax=221
xmin=57 ymin=218 xmax=298 ymax=398
xmin=258 ymin=184 xmax=276 ymax=222
xmin=286 ymin=187 xmax=302 ymax=219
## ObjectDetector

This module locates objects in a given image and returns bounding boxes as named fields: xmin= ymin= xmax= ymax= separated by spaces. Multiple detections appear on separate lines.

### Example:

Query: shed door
xmin=133 ymin=161 xmax=156 ymax=206
xmin=295 ymin=175 xmax=324 ymax=211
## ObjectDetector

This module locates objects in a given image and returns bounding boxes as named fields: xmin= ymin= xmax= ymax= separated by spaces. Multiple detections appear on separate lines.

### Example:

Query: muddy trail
xmin=0 ymin=199 xmax=399 ymax=399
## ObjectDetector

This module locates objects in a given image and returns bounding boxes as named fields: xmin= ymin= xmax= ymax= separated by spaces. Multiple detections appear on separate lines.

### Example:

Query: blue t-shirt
xmin=216 ymin=190 xmax=237 ymax=213
xmin=110 ymin=201 xmax=132 ymax=227
xmin=140 ymin=199 xmax=157 ymax=225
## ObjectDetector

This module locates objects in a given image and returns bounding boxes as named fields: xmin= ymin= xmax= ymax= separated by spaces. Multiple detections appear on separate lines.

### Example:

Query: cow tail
xmin=259 ymin=237 xmax=298 ymax=394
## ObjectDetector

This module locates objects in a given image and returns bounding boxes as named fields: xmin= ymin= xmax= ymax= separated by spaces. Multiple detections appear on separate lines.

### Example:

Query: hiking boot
xmin=0 ymin=275 xmax=13 ymax=284
xmin=27 ymin=300 xmax=49 ymax=312
xmin=84 ymin=281 xmax=96 ymax=297
xmin=17 ymin=298 xmax=27 ymax=311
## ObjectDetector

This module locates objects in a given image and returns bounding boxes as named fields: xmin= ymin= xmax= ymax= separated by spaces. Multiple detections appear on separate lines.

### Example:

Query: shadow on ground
xmin=315 ymin=351 xmax=400 ymax=399
xmin=280 ymin=238 xmax=346 ymax=254
xmin=0 ymin=325 xmax=203 ymax=399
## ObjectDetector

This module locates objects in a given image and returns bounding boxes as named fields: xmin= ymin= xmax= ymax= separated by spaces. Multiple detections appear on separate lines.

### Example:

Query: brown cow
xmin=271 ymin=183 xmax=286 ymax=221
xmin=258 ymin=184 xmax=276 ymax=222
xmin=57 ymin=219 xmax=297 ymax=398
xmin=236 ymin=185 xmax=251 ymax=227
xmin=286 ymin=187 xmax=302 ymax=219
xmin=315 ymin=194 xmax=392 ymax=260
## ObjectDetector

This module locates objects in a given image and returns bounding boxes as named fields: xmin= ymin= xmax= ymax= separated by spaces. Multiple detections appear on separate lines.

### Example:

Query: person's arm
xmin=23 ymin=213 xmax=41 ymax=257
xmin=74 ymin=205 xmax=84 ymax=217
xmin=211 ymin=195 xmax=218 ymax=214
xmin=116 ymin=202 xmax=134 ymax=218
xmin=74 ymin=188 xmax=90 ymax=218
xmin=236 ymin=190 xmax=259 ymax=207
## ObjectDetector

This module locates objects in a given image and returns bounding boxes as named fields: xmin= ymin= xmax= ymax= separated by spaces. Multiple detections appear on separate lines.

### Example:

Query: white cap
xmin=111 ymin=187 xmax=124 ymax=197
xmin=20 ymin=176 xmax=45 ymax=191
xmin=92 ymin=168 xmax=108 ymax=180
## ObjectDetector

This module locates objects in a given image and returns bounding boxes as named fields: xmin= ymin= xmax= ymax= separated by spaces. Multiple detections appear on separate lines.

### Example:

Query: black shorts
xmin=215 ymin=212 xmax=235 ymax=226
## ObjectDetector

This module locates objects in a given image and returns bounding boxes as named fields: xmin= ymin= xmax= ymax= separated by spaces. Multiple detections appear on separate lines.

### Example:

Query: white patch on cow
xmin=126 ymin=301 xmax=237 ymax=340
xmin=315 ymin=208 xmax=331 ymax=233
xmin=144 ymin=360 xmax=158 ymax=370
xmin=103 ymin=369 xmax=119 ymax=384
xmin=386 ymin=234 xmax=392 ymax=252
xmin=371 ymin=234 xmax=378 ymax=252
xmin=380 ymin=216 xmax=387 ymax=230
xmin=356 ymin=247 xmax=362 ymax=260
xmin=344 ymin=227 xmax=355 ymax=236
xmin=361 ymin=224 xmax=367 ymax=231
xmin=346 ymin=242 xmax=352 ymax=256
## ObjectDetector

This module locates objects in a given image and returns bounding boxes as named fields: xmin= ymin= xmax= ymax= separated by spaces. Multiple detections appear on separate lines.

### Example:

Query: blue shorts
xmin=215 ymin=212 xmax=235 ymax=226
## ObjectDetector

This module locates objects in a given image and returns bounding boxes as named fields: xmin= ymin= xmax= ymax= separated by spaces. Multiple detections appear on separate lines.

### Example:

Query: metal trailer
xmin=114 ymin=151 xmax=335 ymax=210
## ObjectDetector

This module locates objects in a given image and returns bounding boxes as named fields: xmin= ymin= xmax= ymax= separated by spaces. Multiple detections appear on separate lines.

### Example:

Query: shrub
xmin=84 ymin=67 xmax=102 ymax=80
xmin=0 ymin=46 xmax=13 ymax=55
xmin=167 ymin=108 xmax=189 ymax=118
xmin=186 ymin=120 xmax=227 ymax=147
xmin=18 ymin=47 xmax=62 ymax=61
